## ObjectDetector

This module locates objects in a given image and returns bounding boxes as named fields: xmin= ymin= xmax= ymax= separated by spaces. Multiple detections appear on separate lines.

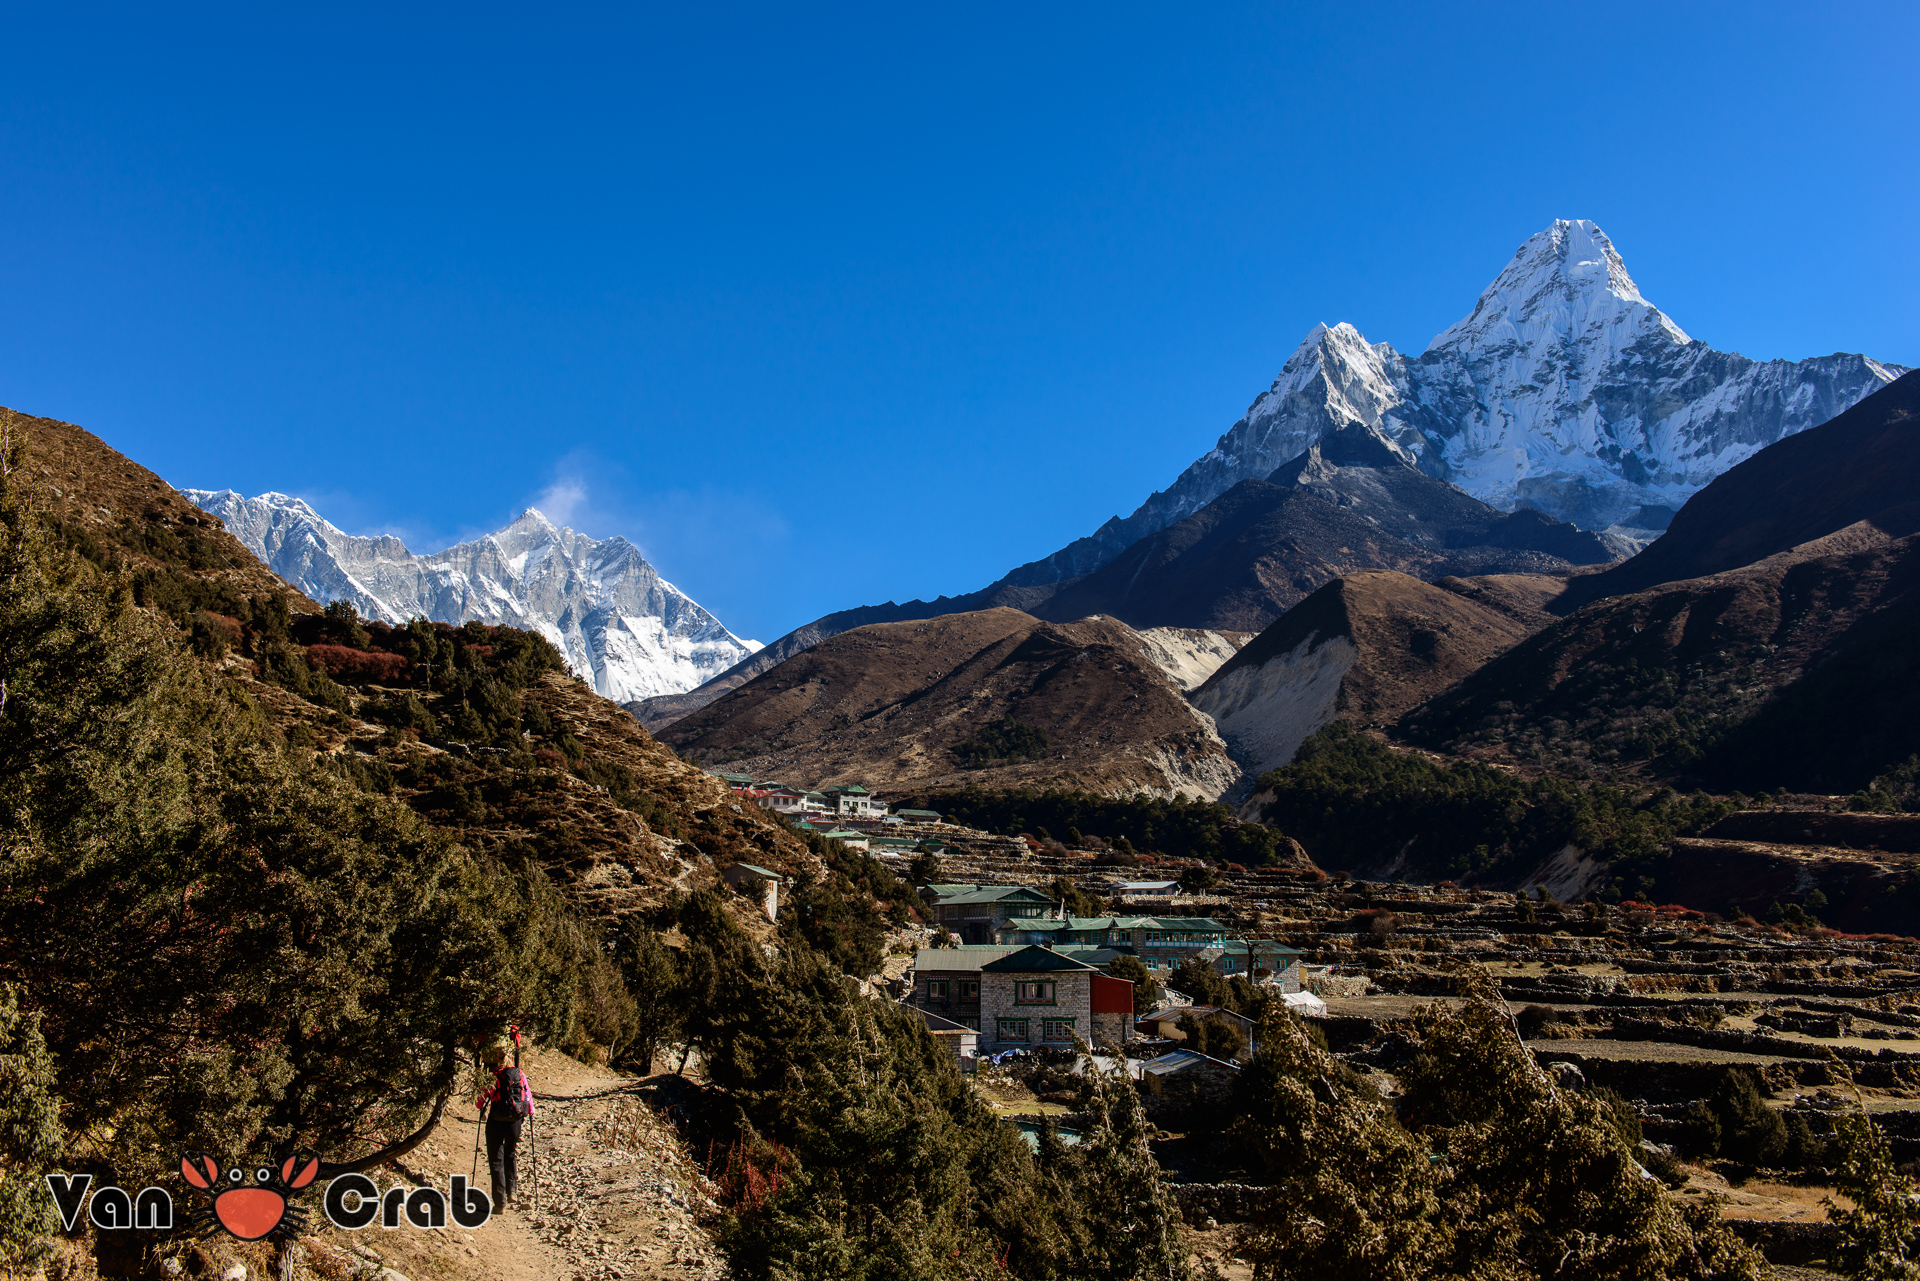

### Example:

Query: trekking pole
xmin=469 ymin=1063 xmax=484 ymax=1184
xmin=529 ymin=1116 xmax=539 ymax=1213
xmin=512 ymin=1022 xmax=537 ymax=1213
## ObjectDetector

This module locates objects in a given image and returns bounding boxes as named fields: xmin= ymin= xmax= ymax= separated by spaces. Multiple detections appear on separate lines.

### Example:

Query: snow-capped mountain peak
xmin=1427 ymin=218 xmax=1691 ymax=356
xmin=1027 ymin=219 xmax=1905 ymax=564
xmin=184 ymin=489 xmax=759 ymax=702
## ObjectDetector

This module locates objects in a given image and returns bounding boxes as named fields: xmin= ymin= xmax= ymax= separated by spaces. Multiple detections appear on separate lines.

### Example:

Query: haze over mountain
xmin=187 ymin=489 xmax=758 ymax=701
xmin=636 ymin=219 xmax=1903 ymax=729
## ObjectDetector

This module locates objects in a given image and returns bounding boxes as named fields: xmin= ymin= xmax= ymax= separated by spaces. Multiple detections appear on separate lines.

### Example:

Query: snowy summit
xmin=1029 ymin=219 xmax=1906 ymax=579
xmin=183 ymin=490 xmax=760 ymax=702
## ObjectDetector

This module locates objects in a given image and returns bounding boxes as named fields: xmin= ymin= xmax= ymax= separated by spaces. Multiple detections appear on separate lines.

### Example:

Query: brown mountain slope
xmin=1031 ymin=479 xmax=1583 ymax=633
xmin=1403 ymin=523 xmax=1920 ymax=792
xmin=1188 ymin=571 xmax=1552 ymax=778
xmin=14 ymin=405 xmax=324 ymax=612
xmin=1561 ymin=368 xmax=1920 ymax=610
xmin=6 ymin=407 xmax=815 ymax=926
xmin=659 ymin=607 xmax=1239 ymax=799
xmin=631 ymin=456 xmax=1602 ymax=731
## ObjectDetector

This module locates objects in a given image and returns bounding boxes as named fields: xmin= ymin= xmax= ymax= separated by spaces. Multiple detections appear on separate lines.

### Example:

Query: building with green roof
xmin=978 ymin=945 xmax=1135 ymax=1053
xmin=924 ymin=884 xmax=1060 ymax=944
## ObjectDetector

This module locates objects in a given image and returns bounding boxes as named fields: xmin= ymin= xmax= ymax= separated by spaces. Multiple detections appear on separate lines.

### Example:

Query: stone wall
xmin=980 ymin=970 xmax=1093 ymax=1053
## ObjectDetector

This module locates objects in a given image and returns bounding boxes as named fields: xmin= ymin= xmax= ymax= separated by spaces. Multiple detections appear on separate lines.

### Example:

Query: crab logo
xmin=179 ymin=1151 xmax=321 ymax=1241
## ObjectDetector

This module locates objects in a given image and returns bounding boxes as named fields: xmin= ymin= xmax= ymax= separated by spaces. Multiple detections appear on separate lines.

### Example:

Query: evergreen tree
xmin=0 ymin=985 xmax=60 ymax=1275
xmin=612 ymin=920 xmax=684 ymax=1074
xmin=0 ymin=420 xmax=596 ymax=1183
xmin=1066 ymin=1047 xmax=1192 ymax=1281
xmin=1827 ymin=1112 xmax=1920 ymax=1279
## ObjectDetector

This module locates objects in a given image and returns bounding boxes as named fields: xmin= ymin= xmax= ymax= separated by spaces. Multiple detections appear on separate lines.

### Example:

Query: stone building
xmin=910 ymin=944 xmax=1119 ymax=1029
xmin=720 ymin=860 xmax=784 ymax=920
xmin=1138 ymin=1048 xmax=1240 ymax=1118
xmin=925 ymin=884 xmax=1060 ymax=945
xmin=977 ymin=946 xmax=1134 ymax=1054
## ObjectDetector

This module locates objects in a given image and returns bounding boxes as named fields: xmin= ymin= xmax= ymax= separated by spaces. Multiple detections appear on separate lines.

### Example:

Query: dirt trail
xmin=299 ymin=1048 xmax=723 ymax=1281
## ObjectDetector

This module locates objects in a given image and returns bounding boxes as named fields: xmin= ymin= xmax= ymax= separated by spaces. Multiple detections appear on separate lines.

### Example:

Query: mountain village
xmin=14 ymin=210 xmax=1920 ymax=1281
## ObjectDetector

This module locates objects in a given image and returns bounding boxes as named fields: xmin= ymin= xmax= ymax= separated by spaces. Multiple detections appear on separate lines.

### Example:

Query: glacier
xmin=1019 ymin=219 xmax=1906 ymax=580
xmin=184 ymin=490 xmax=760 ymax=702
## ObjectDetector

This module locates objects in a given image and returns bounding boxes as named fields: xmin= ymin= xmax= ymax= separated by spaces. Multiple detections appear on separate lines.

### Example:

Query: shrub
xmin=305 ymin=642 xmax=409 ymax=683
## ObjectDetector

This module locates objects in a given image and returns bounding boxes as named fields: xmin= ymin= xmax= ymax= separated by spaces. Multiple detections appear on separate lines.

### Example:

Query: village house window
xmin=1014 ymin=981 xmax=1056 ymax=1005
xmin=962 ymin=980 xmax=979 ymax=999
xmin=925 ymin=980 xmax=949 ymax=1000
xmin=1041 ymin=1018 xmax=1075 ymax=1041
xmin=997 ymin=1018 xmax=1029 ymax=1042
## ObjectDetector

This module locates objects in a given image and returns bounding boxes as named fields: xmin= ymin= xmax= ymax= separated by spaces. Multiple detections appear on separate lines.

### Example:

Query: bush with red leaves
xmin=305 ymin=644 xmax=409 ymax=684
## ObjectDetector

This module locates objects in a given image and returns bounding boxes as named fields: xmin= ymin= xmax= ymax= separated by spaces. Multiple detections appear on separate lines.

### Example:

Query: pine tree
xmin=1827 ymin=1112 xmax=1920 ymax=1279
xmin=1066 ymin=1048 xmax=1192 ymax=1281
xmin=0 ymin=985 xmax=61 ymax=1275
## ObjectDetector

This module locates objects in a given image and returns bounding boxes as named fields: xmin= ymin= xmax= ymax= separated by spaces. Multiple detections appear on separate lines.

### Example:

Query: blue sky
xmin=2 ymin=2 xmax=1914 ymax=642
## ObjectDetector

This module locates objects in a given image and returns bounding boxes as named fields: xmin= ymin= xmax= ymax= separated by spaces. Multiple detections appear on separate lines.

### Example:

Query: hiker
xmin=476 ymin=1042 xmax=535 ymax=1210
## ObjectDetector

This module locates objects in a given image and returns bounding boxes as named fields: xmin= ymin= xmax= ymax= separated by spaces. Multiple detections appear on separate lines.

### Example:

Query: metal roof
xmin=915 ymin=945 xmax=1118 ymax=972
xmin=1140 ymin=1048 xmax=1241 ymax=1076
xmin=981 ymin=945 xmax=1101 ymax=974
xmin=930 ymin=885 xmax=1056 ymax=906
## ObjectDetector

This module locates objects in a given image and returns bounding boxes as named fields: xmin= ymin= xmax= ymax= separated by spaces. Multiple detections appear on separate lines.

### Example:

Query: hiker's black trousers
xmin=487 ymin=1116 xmax=524 ymax=1207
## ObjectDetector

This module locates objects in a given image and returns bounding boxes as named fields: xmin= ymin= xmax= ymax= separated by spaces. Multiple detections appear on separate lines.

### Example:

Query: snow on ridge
xmin=1049 ymin=218 xmax=1906 ymax=567
xmin=182 ymin=489 xmax=759 ymax=701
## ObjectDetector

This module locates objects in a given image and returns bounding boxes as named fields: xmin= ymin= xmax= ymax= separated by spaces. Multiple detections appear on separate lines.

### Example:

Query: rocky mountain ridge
xmin=1035 ymin=219 xmax=1904 ymax=571
xmin=659 ymin=608 xmax=1248 ymax=800
xmin=187 ymin=489 xmax=758 ymax=701
xmin=637 ymin=219 xmax=1901 ymax=729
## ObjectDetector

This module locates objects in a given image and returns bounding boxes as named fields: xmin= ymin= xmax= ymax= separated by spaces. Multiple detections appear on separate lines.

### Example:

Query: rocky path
xmin=295 ymin=1049 xmax=724 ymax=1281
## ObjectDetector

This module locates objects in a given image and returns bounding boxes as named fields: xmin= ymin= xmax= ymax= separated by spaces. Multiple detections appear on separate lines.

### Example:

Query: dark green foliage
xmin=319 ymin=599 xmax=371 ymax=649
xmin=609 ymin=921 xmax=683 ymax=1074
xmin=781 ymin=836 xmax=918 ymax=977
xmin=1106 ymin=954 xmax=1162 ymax=1013
xmin=1168 ymin=957 xmax=1231 ymax=1010
xmin=1589 ymin=1086 xmax=1643 ymax=1148
xmin=1177 ymin=1011 xmax=1248 ymax=1062
xmin=1825 ymin=1112 xmax=1920 ymax=1278
xmin=1255 ymin=722 xmax=1739 ymax=886
xmin=907 ymin=850 xmax=943 ymax=884
xmin=364 ymin=690 xmax=440 ymax=735
xmin=1784 ymin=1112 xmax=1828 ymax=1171
xmin=0 ymin=986 xmax=61 ymax=1273
xmin=1710 ymin=1069 xmax=1788 ymax=1167
xmin=1178 ymin=864 xmax=1220 ymax=892
xmin=910 ymin=785 xmax=1296 ymax=866
xmin=1852 ymin=755 xmax=1920 ymax=814
xmin=256 ymin=639 xmax=353 ymax=713
xmin=0 ymin=431 xmax=623 ymax=1185
xmin=952 ymin=715 xmax=1050 ymax=768
xmin=1515 ymin=1004 xmax=1558 ymax=1038
xmin=1226 ymin=992 xmax=1764 ymax=1279
xmin=686 ymin=926 xmax=1190 ymax=1281
xmin=1047 ymin=875 xmax=1104 ymax=918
